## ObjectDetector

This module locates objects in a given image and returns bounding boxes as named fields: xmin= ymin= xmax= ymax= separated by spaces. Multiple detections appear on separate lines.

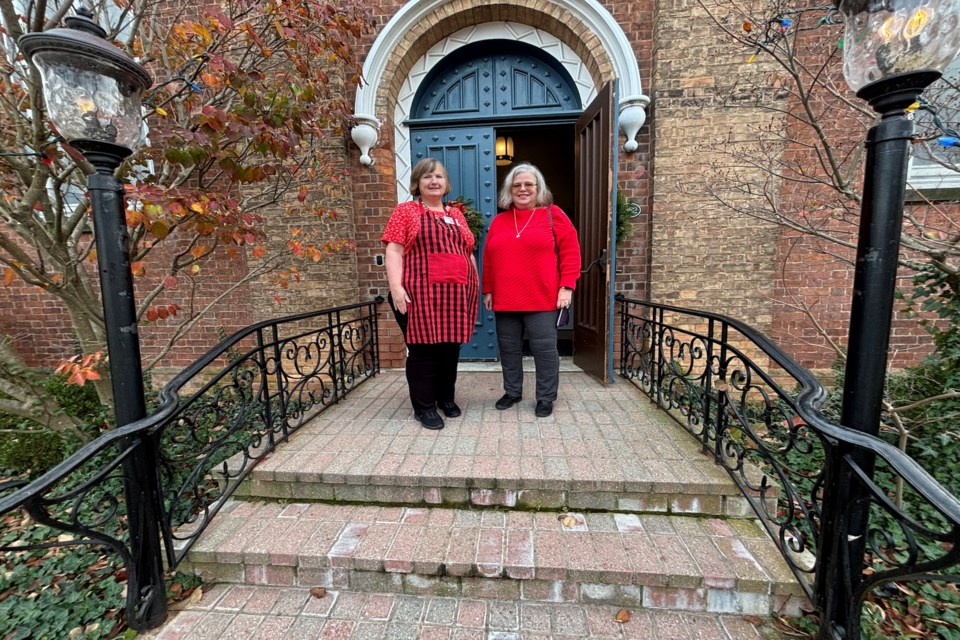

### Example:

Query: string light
xmin=914 ymin=96 xmax=960 ymax=149
xmin=739 ymin=3 xmax=958 ymax=154
xmin=743 ymin=4 xmax=841 ymax=63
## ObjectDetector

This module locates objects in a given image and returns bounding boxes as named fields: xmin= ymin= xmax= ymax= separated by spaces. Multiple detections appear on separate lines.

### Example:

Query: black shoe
xmin=439 ymin=401 xmax=461 ymax=418
xmin=535 ymin=400 xmax=553 ymax=417
xmin=415 ymin=409 xmax=445 ymax=430
xmin=495 ymin=393 xmax=522 ymax=410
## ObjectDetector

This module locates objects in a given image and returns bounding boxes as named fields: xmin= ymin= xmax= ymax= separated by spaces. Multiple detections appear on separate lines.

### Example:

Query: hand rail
xmin=0 ymin=297 xmax=383 ymax=631
xmin=617 ymin=295 xmax=960 ymax=639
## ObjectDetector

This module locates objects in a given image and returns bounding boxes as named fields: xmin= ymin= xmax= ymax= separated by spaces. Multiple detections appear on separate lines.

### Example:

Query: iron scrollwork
xmin=618 ymin=296 xmax=960 ymax=639
xmin=0 ymin=298 xmax=382 ymax=631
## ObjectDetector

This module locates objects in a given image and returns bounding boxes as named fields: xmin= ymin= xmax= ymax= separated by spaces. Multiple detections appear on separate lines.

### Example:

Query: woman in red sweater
xmin=482 ymin=163 xmax=581 ymax=417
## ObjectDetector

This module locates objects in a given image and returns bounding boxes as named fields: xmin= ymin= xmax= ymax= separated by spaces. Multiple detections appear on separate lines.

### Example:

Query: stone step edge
xmin=234 ymin=478 xmax=774 ymax=519
xmin=181 ymin=559 xmax=807 ymax=618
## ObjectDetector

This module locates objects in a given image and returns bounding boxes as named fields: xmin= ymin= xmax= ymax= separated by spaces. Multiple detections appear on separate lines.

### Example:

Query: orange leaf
xmin=146 ymin=308 xmax=159 ymax=322
xmin=309 ymin=587 xmax=326 ymax=598
xmin=191 ymin=246 xmax=207 ymax=259
xmin=558 ymin=514 xmax=580 ymax=528
xmin=131 ymin=262 xmax=146 ymax=277
xmin=614 ymin=609 xmax=631 ymax=623
xmin=3 ymin=268 xmax=13 ymax=286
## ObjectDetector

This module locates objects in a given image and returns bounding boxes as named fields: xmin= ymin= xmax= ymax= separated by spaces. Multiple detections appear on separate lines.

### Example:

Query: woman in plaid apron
xmin=382 ymin=159 xmax=479 ymax=429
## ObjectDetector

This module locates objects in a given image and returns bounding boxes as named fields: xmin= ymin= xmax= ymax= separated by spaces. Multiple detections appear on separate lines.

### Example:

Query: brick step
xmin=153 ymin=583 xmax=778 ymax=639
xmin=231 ymin=427 xmax=772 ymax=520
xmin=233 ymin=465 xmax=762 ymax=519
xmin=181 ymin=501 xmax=806 ymax=617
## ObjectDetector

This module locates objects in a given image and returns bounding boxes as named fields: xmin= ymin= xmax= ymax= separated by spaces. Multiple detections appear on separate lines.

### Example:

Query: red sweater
xmin=482 ymin=205 xmax=581 ymax=311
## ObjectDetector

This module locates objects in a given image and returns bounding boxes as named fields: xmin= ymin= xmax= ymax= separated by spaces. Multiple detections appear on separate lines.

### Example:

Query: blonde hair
xmin=409 ymin=158 xmax=451 ymax=197
xmin=497 ymin=163 xmax=553 ymax=209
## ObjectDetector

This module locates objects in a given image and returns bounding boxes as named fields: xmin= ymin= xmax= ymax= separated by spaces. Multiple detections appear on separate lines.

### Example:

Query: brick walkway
xmin=144 ymin=584 xmax=776 ymax=639
xmin=142 ymin=367 xmax=797 ymax=639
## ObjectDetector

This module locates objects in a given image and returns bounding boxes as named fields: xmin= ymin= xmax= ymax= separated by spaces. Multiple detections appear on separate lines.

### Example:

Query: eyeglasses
xmin=511 ymin=182 xmax=537 ymax=190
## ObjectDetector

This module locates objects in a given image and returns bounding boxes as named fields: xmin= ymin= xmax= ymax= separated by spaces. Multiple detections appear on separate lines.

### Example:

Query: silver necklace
xmin=513 ymin=208 xmax=538 ymax=238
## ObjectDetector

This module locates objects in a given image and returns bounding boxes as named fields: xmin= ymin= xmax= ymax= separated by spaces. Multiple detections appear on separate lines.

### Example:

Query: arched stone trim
xmin=350 ymin=0 xmax=650 ymax=168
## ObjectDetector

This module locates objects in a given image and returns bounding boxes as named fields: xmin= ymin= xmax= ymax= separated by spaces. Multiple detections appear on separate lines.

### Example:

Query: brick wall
xmin=648 ymin=0 xmax=781 ymax=333
xmin=4 ymin=0 xmax=948 ymax=384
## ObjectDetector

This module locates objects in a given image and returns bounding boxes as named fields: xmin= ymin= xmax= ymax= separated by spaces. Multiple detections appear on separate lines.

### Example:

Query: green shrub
xmin=0 ymin=372 xmax=107 ymax=477
xmin=0 ymin=428 xmax=71 ymax=477
xmin=615 ymin=190 xmax=638 ymax=247
xmin=43 ymin=374 xmax=106 ymax=426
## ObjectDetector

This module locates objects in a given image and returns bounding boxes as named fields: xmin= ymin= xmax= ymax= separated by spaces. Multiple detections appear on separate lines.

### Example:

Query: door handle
xmin=581 ymin=248 xmax=607 ymax=277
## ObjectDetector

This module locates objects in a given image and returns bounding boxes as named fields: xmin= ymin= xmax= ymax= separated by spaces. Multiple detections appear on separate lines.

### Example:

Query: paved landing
xmin=240 ymin=371 xmax=754 ymax=517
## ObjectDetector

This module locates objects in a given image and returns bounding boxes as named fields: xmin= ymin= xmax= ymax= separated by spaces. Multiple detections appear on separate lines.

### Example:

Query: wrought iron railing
xmin=0 ymin=298 xmax=381 ymax=630
xmin=618 ymin=295 xmax=960 ymax=639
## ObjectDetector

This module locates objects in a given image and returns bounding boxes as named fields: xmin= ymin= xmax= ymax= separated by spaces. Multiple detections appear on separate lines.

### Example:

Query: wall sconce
xmin=495 ymin=136 xmax=514 ymax=166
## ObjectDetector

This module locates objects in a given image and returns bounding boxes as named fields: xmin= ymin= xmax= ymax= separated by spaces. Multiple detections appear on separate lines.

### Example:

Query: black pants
xmin=390 ymin=296 xmax=461 ymax=413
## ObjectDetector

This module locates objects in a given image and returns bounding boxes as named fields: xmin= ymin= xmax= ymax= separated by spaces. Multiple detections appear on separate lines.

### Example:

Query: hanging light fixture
xmin=495 ymin=135 xmax=514 ymax=166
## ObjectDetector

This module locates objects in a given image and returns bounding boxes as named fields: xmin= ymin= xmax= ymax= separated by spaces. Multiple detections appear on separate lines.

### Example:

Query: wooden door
xmin=573 ymin=81 xmax=618 ymax=383
xmin=411 ymin=127 xmax=498 ymax=360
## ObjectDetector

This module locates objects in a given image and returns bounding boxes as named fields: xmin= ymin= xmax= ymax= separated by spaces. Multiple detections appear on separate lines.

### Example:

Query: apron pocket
xmin=428 ymin=252 xmax=468 ymax=285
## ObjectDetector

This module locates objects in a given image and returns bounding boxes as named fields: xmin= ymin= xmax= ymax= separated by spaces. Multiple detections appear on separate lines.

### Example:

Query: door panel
xmin=411 ymin=127 xmax=498 ymax=360
xmin=573 ymin=81 xmax=617 ymax=382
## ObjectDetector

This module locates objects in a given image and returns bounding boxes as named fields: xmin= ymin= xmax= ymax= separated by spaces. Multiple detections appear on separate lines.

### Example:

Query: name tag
xmin=442 ymin=216 xmax=456 ymax=225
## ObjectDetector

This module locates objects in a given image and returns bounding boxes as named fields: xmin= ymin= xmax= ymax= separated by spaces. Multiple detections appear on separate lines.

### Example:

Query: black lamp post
xmin=817 ymin=0 xmax=959 ymax=636
xmin=19 ymin=10 xmax=167 ymax=629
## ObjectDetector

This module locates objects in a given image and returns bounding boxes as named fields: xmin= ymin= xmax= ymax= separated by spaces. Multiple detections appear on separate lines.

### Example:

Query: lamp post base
xmin=71 ymin=138 xmax=131 ymax=172
xmin=856 ymin=71 xmax=942 ymax=114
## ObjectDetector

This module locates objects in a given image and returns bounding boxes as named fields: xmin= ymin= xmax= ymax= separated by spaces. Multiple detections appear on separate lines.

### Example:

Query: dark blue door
xmin=411 ymin=127 xmax=498 ymax=360
xmin=409 ymin=41 xmax=582 ymax=361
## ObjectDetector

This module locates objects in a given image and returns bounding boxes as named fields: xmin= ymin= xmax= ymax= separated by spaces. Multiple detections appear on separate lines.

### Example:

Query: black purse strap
xmin=548 ymin=204 xmax=560 ymax=276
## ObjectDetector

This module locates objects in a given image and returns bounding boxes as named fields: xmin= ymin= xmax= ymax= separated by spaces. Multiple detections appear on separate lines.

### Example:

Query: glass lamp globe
xmin=19 ymin=9 xmax=152 ymax=153
xmin=838 ymin=0 xmax=960 ymax=91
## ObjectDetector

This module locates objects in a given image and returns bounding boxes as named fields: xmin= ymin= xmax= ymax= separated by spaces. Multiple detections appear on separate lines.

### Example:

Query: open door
xmin=573 ymin=81 xmax=618 ymax=383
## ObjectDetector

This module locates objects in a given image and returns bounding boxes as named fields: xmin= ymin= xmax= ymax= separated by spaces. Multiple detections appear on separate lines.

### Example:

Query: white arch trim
xmin=350 ymin=0 xmax=650 ymax=166
xmin=392 ymin=23 xmax=592 ymax=202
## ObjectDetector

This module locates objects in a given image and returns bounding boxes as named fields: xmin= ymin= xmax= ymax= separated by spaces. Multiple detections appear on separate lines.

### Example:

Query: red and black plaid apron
xmin=402 ymin=204 xmax=479 ymax=343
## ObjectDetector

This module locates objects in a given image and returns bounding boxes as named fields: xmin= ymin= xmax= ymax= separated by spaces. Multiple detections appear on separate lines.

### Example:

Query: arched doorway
xmin=408 ymin=41 xmax=582 ymax=360
xmin=351 ymin=4 xmax=645 ymax=381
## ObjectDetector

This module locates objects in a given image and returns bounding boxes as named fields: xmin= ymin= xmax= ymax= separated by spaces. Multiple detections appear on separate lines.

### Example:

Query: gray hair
xmin=497 ymin=162 xmax=553 ymax=209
